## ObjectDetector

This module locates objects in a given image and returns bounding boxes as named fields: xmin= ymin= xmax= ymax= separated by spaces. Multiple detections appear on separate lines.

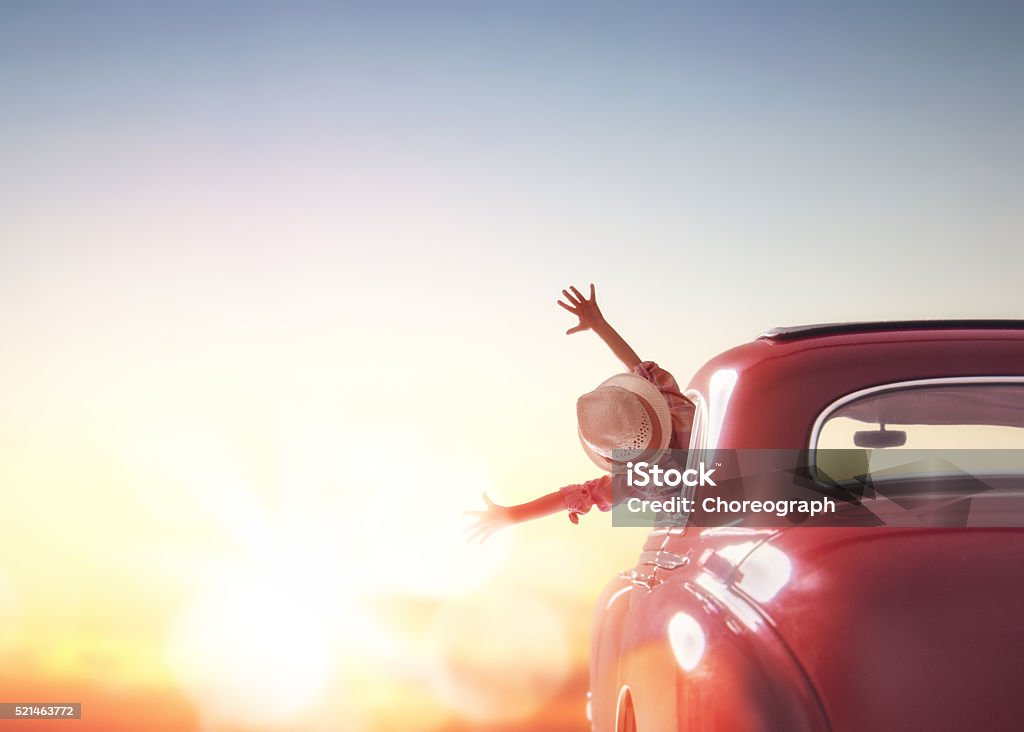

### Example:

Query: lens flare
xmin=426 ymin=589 xmax=570 ymax=722
xmin=667 ymin=612 xmax=705 ymax=672
xmin=736 ymin=543 xmax=792 ymax=603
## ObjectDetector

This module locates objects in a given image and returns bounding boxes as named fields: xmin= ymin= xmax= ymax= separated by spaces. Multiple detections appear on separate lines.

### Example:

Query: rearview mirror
xmin=853 ymin=428 xmax=907 ymax=448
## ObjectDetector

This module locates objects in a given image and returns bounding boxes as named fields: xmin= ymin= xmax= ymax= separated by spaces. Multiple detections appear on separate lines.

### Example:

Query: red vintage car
xmin=589 ymin=321 xmax=1024 ymax=731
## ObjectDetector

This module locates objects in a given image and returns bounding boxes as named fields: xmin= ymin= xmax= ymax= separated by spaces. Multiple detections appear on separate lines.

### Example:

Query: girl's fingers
xmin=562 ymin=289 xmax=581 ymax=305
xmin=589 ymin=283 xmax=596 ymax=300
xmin=557 ymin=299 xmax=577 ymax=313
xmin=464 ymin=518 xmax=503 ymax=543
xmin=566 ymin=325 xmax=586 ymax=335
xmin=569 ymin=285 xmax=585 ymax=302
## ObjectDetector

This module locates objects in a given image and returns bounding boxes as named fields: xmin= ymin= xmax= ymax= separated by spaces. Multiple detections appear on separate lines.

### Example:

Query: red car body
xmin=589 ymin=322 xmax=1024 ymax=731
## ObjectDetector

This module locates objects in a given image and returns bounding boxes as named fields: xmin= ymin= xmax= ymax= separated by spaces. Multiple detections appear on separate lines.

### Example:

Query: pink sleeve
xmin=633 ymin=360 xmax=683 ymax=396
xmin=559 ymin=474 xmax=613 ymax=524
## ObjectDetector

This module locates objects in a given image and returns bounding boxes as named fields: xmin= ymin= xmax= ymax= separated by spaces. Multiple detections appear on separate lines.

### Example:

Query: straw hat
xmin=576 ymin=373 xmax=672 ymax=472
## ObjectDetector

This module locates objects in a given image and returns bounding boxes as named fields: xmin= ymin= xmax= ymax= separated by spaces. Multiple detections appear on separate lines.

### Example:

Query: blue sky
xmin=2 ymin=0 xmax=1022 ymax=462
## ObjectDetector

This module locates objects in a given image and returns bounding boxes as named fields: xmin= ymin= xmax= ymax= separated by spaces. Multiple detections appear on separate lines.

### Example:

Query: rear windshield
xmin=814 ymin=381 xmax=1024 ymax=483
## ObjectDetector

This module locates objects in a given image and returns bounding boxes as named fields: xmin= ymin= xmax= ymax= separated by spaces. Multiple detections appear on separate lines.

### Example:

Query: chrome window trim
xmin=684 ymin=388 xmax=708 ymax=456
xmin=808 ymin=375 xmax=1024 ymax=451
xmin=641 ymin=390 xmax=705 ymax=542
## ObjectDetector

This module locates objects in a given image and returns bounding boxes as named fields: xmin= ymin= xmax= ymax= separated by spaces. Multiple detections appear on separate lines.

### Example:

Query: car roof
xmin=687 ymin=320 xmax=1024 ymax=448
xmin=759 ymin=320 xmax=1024 ymax=342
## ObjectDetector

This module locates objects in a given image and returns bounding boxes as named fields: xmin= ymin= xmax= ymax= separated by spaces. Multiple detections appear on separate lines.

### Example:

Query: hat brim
xmin=578 ymin=372 xmax=673 ymax=472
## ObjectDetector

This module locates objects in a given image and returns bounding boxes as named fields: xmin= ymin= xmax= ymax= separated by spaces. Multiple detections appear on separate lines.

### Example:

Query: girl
xmin=465 ymin=284 xmax=695 ymax=542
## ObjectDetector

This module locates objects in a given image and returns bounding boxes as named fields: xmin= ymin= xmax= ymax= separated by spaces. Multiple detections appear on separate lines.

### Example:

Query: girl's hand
xmin=557 ymin=283 xmax=605 ymax=335
xmin=464 ymin=493 xmax=514 ymax=543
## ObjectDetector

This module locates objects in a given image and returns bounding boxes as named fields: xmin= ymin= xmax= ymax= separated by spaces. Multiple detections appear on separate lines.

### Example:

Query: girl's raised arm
xmin=558 ymin=284 xmax=641 ymax=371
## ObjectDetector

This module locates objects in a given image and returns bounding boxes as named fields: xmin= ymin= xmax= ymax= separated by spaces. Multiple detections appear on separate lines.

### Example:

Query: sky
xmin=1 ymin=2 xmax=1022 ymax=730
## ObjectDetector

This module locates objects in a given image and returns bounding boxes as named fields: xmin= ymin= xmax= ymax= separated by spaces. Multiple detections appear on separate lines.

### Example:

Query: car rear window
xmin=813 ymin=380 xmax=1024 ymax=483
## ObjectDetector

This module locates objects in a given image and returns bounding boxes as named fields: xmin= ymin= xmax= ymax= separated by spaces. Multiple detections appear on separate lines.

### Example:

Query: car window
xmin=813 ymin=380 xmax=1024 ymax=483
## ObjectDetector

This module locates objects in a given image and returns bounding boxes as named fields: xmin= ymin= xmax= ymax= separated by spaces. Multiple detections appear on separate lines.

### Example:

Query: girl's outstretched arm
xmin=464 ymin=491 xmax=566 ymax=543
xmin=557 ymin=283 xmax=641 ymax=370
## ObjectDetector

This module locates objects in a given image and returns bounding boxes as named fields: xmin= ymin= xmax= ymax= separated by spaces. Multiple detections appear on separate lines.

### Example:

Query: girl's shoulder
xmin=633 ymin=360 xmax=682 ymax=395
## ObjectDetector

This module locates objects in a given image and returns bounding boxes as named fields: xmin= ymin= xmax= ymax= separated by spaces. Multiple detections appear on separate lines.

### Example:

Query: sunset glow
xmin=3 ymin=2 xmax=1022 ymax=730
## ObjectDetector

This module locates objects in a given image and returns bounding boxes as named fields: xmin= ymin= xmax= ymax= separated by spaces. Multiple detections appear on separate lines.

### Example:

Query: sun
xmin=167 ymin=573 xmax=335 ymax=728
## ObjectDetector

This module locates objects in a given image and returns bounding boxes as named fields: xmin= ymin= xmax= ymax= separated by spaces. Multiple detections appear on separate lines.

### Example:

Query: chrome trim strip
xmin=628 ymin=568 xmax=661 ymax=591
xmin=638 ymin=389 xmax=705 ymax=547
xmin=638 ymin=549 xmax=690 ymax=570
